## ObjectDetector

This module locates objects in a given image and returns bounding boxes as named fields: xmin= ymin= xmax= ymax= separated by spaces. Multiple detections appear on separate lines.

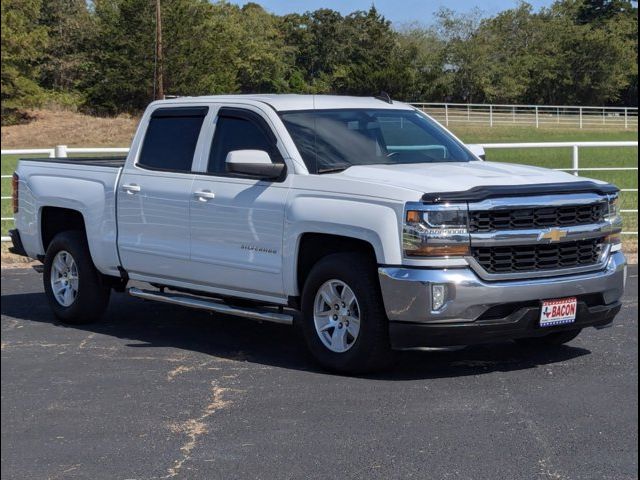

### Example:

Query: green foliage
xmin=1 ymin=0 xmax=48 ymax=110
xmin=0 ymin=0 xmax=638 ymax=119
xmin=39 ymin=0 xmax=93 ymax=94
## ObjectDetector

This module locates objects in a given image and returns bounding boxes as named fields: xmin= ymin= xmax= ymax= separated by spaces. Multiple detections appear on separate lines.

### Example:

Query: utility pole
xmin=154 ymin=0 xmax=164 ymax=100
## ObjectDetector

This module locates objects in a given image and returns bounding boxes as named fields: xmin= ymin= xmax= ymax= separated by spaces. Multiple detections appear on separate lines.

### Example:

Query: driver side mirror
xmin=226 ymin=150 xmax=285 ymax=179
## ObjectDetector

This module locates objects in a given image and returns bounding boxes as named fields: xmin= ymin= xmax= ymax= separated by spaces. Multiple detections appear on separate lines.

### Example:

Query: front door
xmin=188 ymin=107 xmax=289 ymax=299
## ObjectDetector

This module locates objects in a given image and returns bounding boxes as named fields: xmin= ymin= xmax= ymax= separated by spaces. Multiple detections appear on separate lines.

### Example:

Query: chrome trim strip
xmin=469 ymin=221 xmax=613 ymax=247
xmin=129 ymin=287 xmax=294 ymax=325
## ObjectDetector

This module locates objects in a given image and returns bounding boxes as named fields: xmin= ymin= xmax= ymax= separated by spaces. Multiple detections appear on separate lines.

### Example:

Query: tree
xmin=234 ymin=2 xmax=292 ymax=93
xmin=576 ymin=0 xmax=637 ymax=24
xmin=337 ymin=7 xmax=398 ymax=95
xmin=84 ymin=0 xmax=155 ymax=113
xmin=434 ymin=8 xmax=491 ymax=102
xmin=39 ymin=0 xmax=93 ymax=93
xmin=1 ymin=0 xmax=48 ymax=117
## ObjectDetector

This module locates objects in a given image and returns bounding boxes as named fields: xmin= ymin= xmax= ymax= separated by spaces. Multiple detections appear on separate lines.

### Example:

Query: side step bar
xmin=128 ymin=287 xmax=294 ymax=325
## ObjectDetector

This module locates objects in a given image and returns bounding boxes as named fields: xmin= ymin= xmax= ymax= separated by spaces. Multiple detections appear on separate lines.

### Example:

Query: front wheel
xmin=43 ymin=231 xmax=111 ymax=324
xmin=516 ymin=328 xmax=582 ymax=347
xmin=299 ymin=252 xmax=392 ymax=374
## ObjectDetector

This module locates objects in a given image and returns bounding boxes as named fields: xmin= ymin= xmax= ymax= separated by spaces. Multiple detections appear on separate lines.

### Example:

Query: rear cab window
xmin=138 ymin=106 xmax=208 ymax=172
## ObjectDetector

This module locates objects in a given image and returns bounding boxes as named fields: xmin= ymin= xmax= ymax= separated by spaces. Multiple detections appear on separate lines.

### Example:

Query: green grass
xmin=2 ymin=124 xmax=638 ymax=240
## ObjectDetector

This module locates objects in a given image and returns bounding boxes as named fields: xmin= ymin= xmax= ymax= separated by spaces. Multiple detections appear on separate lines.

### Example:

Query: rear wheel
xmin=43 ymin=231 xmax=110 ymax=324
xmin=299 ymin=252 xmax=392 ymax=374
xmin=516 ymin=328 xmax=582 ymax=347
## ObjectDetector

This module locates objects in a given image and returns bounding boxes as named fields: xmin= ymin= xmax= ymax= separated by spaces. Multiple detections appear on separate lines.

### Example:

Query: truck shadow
xmin=1 ymin=290 xmax=591 ymax=381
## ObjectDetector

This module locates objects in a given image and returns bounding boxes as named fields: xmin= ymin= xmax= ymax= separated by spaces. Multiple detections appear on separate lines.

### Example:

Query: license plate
xmin=540 ymin=297 xmax=577 ymax=327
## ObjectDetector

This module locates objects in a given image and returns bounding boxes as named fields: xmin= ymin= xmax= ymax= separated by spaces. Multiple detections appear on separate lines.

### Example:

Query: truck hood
xmin=337 ymin=161 xmax=598 ymax=195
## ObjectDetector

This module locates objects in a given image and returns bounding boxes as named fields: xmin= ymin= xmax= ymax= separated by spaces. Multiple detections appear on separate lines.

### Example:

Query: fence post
xmin=54 ymin=145 xmax=68 ymax=158
xmin=489 ymin=105 xmax=493 ymax=127
xmin=602 ymin=108 xmax=605 ymax=125
xmin=557 ymin=107 xmax=560 ymax=124
xmin=572 ymin=145 xmax=579 ymax=176
xmin=512 ymin=106 xmax=515 ymax=123
xmin=579 ymin=107 xmax=583 ymax=129
xmin=625 ymin=108 xmax=628 ymax=130
xmin=535 ymin=106 xmax=539 ymax=128
xmin=467 ymin=104 xmax=470 ymax=121
xmin=445 ymin=104 xmax=449 ymax=126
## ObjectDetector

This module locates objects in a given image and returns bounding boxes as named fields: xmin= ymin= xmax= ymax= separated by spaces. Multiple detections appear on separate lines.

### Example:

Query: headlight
xmin=403 ymin=204 xmax=470 ymax=257
xmin=606 ymin=194 xmax=623 ymax=252
xmin=607 ymin=195 xmax=621 ymax=219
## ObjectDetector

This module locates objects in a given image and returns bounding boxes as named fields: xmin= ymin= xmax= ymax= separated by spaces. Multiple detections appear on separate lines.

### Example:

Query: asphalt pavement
xmin=1 ymin=266 xmax=638 ymax=480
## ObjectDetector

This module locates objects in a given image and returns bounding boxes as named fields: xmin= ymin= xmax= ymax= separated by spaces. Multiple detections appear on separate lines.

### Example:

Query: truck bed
xmin=21 ymin=156 xmax=127 ymax=168
xmin=15 ymin=156 xmax=125 ymax=277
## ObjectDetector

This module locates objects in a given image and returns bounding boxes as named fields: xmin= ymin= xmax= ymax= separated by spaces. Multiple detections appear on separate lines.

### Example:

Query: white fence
xmin=1 ymin=142 xmax=638 ymax=242
xmin=411 ymin=103 xmax=639 ymax=129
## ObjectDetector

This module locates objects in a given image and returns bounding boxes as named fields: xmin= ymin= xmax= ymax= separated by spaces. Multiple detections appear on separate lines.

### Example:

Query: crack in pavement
xmin=163 ymin=382 xmax=235 ymax=478
xmin=78 ymin=332 xmax=96 ymax=349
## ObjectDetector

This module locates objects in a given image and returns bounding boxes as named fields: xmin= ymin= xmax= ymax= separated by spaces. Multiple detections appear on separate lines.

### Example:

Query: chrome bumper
xmin=378 ymin=251 xmax=627 ymax=324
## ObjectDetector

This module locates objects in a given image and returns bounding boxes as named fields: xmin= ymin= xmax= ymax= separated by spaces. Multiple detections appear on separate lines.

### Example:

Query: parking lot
xmin=1 ymin=266 xmax=638 ymax=479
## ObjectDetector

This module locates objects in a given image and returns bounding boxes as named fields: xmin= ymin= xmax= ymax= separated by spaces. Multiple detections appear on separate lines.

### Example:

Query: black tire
xmin=299 ymin=252 xmax=392 ymax=374
xmin=43 ymin=231 xmax=111 ymax=324
xmin=516 ymin=328 xmax=582 ymax=347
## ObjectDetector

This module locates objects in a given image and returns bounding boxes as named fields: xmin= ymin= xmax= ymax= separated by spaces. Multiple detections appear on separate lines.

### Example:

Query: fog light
xmin=432 ymin=284 xmax=446 ymax=311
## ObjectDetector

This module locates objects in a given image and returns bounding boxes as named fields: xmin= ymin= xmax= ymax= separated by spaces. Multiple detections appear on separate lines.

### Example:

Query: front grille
xmin=472 ymin=238 xmax=604 ymax=274
xmin=469 ymin=203 xmax=607 ymax=233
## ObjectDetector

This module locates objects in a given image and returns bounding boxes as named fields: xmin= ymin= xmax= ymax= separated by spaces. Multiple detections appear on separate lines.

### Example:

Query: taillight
xmin=12 ymin=172 xmax=19 ymax=213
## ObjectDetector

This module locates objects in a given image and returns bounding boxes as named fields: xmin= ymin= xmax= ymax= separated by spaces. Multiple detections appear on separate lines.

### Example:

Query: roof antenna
xmin=374 ymin=91 xmax=392 ymax=104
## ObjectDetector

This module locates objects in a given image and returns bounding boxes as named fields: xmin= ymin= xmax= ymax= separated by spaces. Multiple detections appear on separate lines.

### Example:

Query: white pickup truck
xmin=10 ymin=95 xmax=626 ymax=373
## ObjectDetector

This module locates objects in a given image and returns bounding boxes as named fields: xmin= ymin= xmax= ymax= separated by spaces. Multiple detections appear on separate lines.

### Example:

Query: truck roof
xmin=151 ymin=94 xmax=415 ymax=112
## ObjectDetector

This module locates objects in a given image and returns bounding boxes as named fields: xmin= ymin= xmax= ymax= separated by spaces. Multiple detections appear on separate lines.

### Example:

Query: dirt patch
xmin=1 ymin=244 xmax=39 ymax=269
xmin=1 ymin=109 xmax=139 ymax=148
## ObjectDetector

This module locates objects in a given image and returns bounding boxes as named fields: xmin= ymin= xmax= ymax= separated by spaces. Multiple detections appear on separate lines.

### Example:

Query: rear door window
xmin=138 ymin=107 xmax=208 ymax=172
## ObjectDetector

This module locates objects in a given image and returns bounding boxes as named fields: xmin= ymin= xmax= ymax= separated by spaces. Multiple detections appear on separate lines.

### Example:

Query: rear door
xmin=117 ymin=106 xmax=209 ymax=281
xmin=188 ymin=106 xmax=290 ymax=299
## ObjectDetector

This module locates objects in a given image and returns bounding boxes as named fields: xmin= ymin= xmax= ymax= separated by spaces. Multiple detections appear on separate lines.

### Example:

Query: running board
xmin=128 ymin=287 xmax=294 ymax=325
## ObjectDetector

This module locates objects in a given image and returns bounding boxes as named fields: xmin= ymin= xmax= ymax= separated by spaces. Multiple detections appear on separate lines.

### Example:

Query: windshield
xmin=280 ymin=108 xmax=474 ymax=174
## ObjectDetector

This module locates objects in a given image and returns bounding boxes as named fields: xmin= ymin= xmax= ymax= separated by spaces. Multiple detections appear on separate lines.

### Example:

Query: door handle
xmin=122 ymin=183 xmax=141 ymax=194
xmin=193 ymin=190 xmax=216 ymax=202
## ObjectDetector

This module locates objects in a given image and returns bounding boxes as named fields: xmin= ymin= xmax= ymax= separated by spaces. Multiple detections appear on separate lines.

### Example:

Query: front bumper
xmin=379 ymin=251 xmax=626 ymax=349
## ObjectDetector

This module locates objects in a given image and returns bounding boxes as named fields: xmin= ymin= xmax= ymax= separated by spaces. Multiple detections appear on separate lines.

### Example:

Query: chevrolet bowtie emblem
xmin=538 ymin=228 xmax=568 ymax=242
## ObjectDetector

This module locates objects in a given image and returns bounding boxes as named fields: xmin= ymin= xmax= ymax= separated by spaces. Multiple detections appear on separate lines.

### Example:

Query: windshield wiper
xmin=317 ymin=165 xmax=351 ymax=174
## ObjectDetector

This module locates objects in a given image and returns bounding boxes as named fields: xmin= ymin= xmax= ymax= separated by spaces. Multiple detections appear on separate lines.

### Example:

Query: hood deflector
xmin=421 ymin=181 xmax=619 ymax=204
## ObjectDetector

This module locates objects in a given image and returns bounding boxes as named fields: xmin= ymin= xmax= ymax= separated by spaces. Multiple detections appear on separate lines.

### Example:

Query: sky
xmin=228 ymin=0 xmax=557 ymax=26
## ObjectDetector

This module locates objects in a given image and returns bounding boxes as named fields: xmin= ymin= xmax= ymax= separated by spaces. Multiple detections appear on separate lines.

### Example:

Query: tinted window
xmin=138 ymin=109 xmax=207 ymax=172
xmin=280 ymin=109 xmax=473 ymax=174
xmin=208 ymin=115 xmax=275 ymax=174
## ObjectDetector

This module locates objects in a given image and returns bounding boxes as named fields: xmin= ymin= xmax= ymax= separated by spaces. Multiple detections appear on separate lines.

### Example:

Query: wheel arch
xmin=293 ymin=233 xmax=378 ymax=300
